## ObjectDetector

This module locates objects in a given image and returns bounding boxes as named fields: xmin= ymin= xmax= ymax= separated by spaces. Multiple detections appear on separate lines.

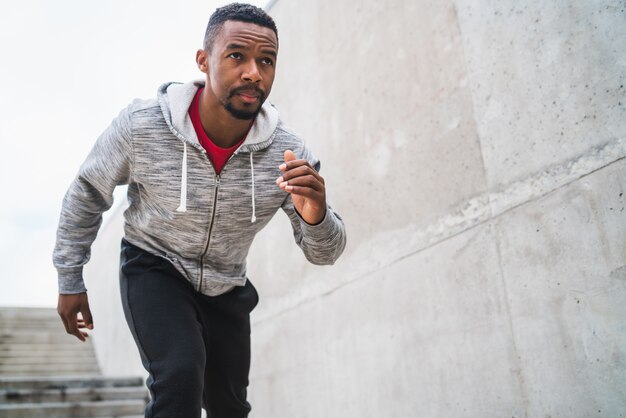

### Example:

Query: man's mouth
xmin=230 ymin=86 xmax=265 ymax=104
xmin=238 ymin=91 xmax=259 ymax=103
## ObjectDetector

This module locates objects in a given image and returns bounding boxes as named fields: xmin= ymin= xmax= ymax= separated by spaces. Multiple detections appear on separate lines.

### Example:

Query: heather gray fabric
xmin=53 ymin=80 xmax=346 ymax=296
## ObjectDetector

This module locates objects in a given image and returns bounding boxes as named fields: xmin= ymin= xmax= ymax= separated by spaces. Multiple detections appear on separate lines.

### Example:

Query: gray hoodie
xmin=53 ymin=80 xmax=346 ymax=296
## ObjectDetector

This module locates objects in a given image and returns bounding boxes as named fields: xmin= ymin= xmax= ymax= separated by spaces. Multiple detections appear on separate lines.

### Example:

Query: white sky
xmin=0 ymin=0 xmax=267 ymax=307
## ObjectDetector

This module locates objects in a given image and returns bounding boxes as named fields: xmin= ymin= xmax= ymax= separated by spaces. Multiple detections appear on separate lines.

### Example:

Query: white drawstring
xmin=176 ymin=142 xmax=188 ymax=212
xmin=250 ymin=151 xmax=257 ymax=223
xmin=177 ymin=143 xmax=255 ymax=220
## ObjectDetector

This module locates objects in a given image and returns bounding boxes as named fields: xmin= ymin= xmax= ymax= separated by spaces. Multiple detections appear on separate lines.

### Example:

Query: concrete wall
xmin=84 ymin=201 xmax=145 ymax=378
xmin=85 ymin=1 xmax=626 ymax=417
xmin=245 ymin=0 xmax=626 ymax=417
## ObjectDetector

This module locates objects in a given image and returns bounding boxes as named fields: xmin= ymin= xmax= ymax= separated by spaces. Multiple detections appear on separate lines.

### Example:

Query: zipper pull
xmin=216 ymin=175 xmax=221 ymax=186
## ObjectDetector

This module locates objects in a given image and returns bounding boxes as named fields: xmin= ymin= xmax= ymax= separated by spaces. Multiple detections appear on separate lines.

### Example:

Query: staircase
xmin=0 ymin=307 xmax=148 ymax=417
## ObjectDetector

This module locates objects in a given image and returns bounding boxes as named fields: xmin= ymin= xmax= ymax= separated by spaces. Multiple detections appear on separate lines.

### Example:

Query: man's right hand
xmin=57 ymin=292 xmax=94 ymax=342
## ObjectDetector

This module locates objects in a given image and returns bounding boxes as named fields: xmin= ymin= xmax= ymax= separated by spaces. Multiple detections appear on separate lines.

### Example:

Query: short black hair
xmin=203 ymin=3 xmax=278 ymax=51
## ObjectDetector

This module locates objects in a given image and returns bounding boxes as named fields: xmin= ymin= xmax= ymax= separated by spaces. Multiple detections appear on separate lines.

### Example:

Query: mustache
xmin=228 ymin=85 xmax=266 ymax=100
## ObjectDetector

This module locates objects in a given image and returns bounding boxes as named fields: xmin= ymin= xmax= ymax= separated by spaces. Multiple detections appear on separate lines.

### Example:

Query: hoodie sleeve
xmin=53 ymin=105 xmax=134 ymax=294
xmin=281 ymin=146 xmax=347 ymax=265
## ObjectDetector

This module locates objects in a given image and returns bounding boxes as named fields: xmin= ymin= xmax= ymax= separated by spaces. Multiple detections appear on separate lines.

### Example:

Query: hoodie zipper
xmin=198 ymin=174 xmax=220 ymax=292
xmin=195 ymin=147 xmax=245 ymax=292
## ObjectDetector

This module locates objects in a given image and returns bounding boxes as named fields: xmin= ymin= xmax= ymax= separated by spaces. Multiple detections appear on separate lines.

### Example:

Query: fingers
xmin=279 ymin=158 xmax=314 ymax=173
xmin=280 ymin=149 xmax=315 ymax=172
xmin=57 ymin=293 xmax=92 ymax=342
xmin=59 ymin=312 xmax=71 ymax=336
xmin=278 ymin=149 xmax=327 ymax=225
xmin=59 ymin=308 xmax=85 ymax=342
xmin=67 ymin=317 xmax=86 ymax=342
xmin=284 ymin=149 xmax=297 ymax=162
xmin=281 ymin=184 xmax=325 ymax=199
xmin=278 ymin=174 xmax=325 ymax=193
xmin=276 ymin=165 xmax=325 ymax=187
xmin=77 ymin=319 xmax=92 ymax=329
xmin=277 ymin=150 xmax=324 ymax=187
xmin=81 ymin=305 xmax=94 ymax=330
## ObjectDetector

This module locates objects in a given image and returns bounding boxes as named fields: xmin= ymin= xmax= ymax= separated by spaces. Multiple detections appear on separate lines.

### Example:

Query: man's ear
xmin=196 ymin=49 xmax=209 ymax=74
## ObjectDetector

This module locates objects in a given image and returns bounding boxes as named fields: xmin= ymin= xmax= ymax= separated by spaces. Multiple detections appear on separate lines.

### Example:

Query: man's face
xmin=201 ymin=20 xmax=278 ymax=120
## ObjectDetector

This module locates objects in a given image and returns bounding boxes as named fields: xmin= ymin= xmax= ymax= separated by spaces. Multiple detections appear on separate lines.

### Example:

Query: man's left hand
xmin=276 ymin=150 xmax=327 ymax=225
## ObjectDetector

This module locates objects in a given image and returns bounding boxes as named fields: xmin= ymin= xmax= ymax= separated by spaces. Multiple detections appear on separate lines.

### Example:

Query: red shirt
xmin=188 ymin=87 xmax=251 ymax=174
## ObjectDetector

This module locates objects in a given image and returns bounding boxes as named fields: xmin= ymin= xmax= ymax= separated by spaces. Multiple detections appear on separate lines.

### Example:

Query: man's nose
xmin=242 ymin=60 xmax=262 ymax=83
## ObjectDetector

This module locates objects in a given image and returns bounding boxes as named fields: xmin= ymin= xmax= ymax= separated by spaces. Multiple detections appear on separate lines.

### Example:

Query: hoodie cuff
xmin=58 ymin=268 xmax=88 ymax=294
xmin=298 ymin=206 xmax=338 ymax=241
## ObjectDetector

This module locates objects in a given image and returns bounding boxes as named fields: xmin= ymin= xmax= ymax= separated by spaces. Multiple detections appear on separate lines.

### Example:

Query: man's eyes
xmin=227 ymin=53 xmax=273 ymax=66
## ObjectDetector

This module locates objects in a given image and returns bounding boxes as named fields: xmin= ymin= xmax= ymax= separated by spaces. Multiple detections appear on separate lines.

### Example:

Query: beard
xmin=222 ymin=85 xmax=266 ymax=120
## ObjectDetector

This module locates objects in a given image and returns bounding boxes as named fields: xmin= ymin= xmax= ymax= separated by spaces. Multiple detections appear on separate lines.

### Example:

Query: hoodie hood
xmin=157 ymin=80 xmax=279 ymax=218
xmin=157 ymin=80 xmax=280 ymax=153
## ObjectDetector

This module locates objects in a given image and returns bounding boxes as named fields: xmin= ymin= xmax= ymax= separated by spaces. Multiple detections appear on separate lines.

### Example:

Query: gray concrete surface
xmin=84 ymin=204 xmax=145 ymax=379
xmin=245 ymin=0 xmax=626 ymax=416
xmin=0 ymin=308 xmax=148 ymax=417
xmin=83 ymin=1 xmax=626 ymax=417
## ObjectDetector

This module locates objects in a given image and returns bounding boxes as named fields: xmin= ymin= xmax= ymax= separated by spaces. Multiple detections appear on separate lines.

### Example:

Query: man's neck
xmin=198 ymin=89 xmax=253 ymax=148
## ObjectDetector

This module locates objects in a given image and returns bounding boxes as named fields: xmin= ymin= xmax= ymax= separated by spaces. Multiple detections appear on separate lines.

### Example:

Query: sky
xmin=0 ymin=0 xmax=267 ymax=307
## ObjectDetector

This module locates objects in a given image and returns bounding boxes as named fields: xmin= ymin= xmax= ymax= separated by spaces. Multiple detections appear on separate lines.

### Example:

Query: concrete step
xmin=0 ymin=399 xmax=146 ymax=417
xmin=0 ymin=307 xmax=59 ymax=320
xmin=0 ymin=308 xmax=148 ymax=416
xmin=0 ymin=332 xmax=88 ymax=344
xmin=0 ymin=355 xmax=96 ymax=365
xmin=0 ymin=324 xmax=64 ymax=334
xmin=1 ymin=386 xmax=149 ymax=404
xmin=0 ymin=314 xmax=59 ymax=321
xmin=0 ymin=370 xmax=103 ymax=377
xmin=0 ymin=376 xmax=144 ymax=390
xmin=0 ymin=351 xmax=96 ymax=364
xmin=0 ymin=313 xmax=60 ymax=321
xmin=0 ymin=363 xmax=101 ymax=375
xmin=0 ymin=317 xmax=61 ymax=325
xmin=0 ymin=348 xmax=93 ymax=358
xmin=0 ymin=343 xmax=95 ymax=353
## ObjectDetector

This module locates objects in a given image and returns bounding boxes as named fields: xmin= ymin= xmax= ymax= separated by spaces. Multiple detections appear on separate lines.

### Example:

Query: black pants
xmin=119 ymin=239 xmax=259 ymax=418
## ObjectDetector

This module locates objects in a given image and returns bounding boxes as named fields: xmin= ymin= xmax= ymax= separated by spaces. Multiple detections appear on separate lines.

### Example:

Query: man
xmin=53 ymin=3 xmax=346 ymax=417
